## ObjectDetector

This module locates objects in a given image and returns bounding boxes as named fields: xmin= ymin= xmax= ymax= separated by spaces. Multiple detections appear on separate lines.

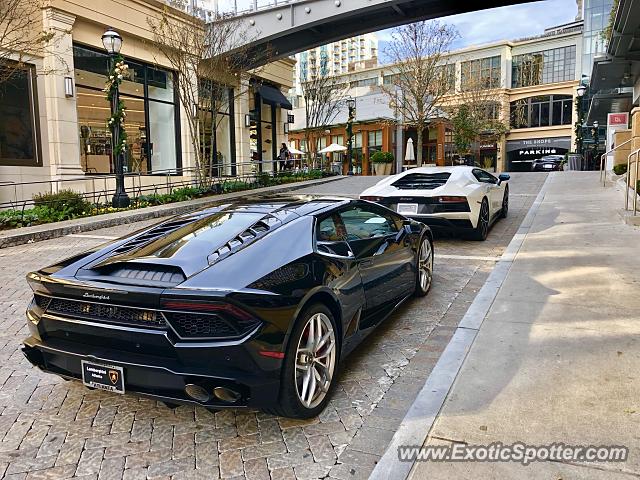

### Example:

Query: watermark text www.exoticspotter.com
xmin=398 ymin=442 xmax=628 ymax=465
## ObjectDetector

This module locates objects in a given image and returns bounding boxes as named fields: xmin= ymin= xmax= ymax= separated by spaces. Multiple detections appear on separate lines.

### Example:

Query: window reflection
xmin=73 ymin=44 xmax=179 ymax=174
xmin=0 ymin=64 xmax=40 ymax=166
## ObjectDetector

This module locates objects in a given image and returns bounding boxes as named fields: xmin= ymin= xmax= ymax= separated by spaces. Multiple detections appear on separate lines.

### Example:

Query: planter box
xmin=373 ymin=163 xmax=392 ymax=175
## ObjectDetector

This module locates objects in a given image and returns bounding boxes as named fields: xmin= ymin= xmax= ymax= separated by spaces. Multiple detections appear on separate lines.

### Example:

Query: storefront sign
xmin=506 ymin=137 xmax=571 ymax=156
xmin=506 ymin=137 xmax=571 ymax=170
xmin=607 ymin=113 xmax=628 ymax=126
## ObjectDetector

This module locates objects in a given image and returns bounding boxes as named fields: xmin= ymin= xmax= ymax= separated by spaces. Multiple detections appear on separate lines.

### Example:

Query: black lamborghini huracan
xmin=23 ymin=196 xmax=433 ymax=418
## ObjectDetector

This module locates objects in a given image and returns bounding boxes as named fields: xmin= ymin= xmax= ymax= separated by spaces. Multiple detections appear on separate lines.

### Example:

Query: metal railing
xmin=0 ymin=158 xmax=318 ymax=211
xmin=625 ymin=148 xmax=640 ymax=216
xmin=172 ymin=0 xmax=299 ymax=20
xmin=599 ymin=138 xmax=634 ymax=186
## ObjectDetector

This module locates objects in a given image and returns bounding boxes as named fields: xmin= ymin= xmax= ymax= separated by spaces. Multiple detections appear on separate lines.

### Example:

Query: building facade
xmin=0 ymin=0 xmax=294 ymax=206
xmin=293 ymin=34 xmax=378 ymax=96
xmin=289 ymin=22 xmax=583 ymax=174
xmin=581 ymin=0 xmax=614 ymax=75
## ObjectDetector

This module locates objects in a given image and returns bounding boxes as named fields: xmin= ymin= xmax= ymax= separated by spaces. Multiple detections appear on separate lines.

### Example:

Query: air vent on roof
xmin=207 ymin=216 xmax=279 ymax=264
xmin=111 ymin=218 xmax=196 ymax=256
xmin=392 ymin=173 xmax=451 ymax=190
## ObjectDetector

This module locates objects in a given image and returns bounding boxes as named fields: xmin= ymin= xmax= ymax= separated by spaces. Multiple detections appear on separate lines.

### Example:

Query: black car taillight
xmin=161 ymin=301 xmax=255 ymax=322
xmin=160 ymin=301 xmax=260 ymax=340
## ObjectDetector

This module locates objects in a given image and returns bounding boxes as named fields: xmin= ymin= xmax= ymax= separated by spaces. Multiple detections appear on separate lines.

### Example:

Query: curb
xmin=369 ymin=173 xmax=554 ymax=480
xmin=0 ymin=176 xmax=344 ymax=249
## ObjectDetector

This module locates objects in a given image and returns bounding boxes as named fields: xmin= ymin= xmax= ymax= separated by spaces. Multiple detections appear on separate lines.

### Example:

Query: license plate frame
xmin=397 ymin=203 xmax=418 ymax=215
xmin=543 ymin=164 xmax=554 ymax=169
xmin=81 ymin=360 xmax=125 ymax=394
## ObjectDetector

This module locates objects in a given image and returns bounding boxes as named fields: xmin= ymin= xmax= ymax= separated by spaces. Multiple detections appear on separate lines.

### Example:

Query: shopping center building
xmin=0 ymin=0 xmax=295 ymax=205
xmin=289 ymin=21 xmax=584 ymax=173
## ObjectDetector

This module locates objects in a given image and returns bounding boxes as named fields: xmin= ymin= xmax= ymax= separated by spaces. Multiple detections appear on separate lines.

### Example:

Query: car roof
xmin=402 ymin=166 xmax=476 ymax=174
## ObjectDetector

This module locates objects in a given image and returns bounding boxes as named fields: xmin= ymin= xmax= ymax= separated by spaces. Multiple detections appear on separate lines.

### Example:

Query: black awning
xmin=258 ymin=85 xmax=292 ymax=110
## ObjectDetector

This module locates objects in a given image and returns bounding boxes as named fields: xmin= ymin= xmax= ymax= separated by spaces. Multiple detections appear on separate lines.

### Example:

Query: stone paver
xmin=0 ymin=173 xmax=545 ymax=479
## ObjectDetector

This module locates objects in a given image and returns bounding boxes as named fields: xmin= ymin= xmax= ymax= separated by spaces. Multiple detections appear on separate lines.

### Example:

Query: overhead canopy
xmin=587 ymin=0 xmax=640 ymax=121
xmin=319 ymin=143 xmax=347 ymax=154
xmin=258 ymin=85 xmax=292 ymax=110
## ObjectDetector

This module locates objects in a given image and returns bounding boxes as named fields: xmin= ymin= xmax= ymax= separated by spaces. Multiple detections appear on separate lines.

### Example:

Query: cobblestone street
xmin=0 ymin=173 xmax=546 ymax=479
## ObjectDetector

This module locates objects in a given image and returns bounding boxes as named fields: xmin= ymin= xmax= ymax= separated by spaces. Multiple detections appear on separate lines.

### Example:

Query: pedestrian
xmin=279 ymin=143 xmax=290 ymax=171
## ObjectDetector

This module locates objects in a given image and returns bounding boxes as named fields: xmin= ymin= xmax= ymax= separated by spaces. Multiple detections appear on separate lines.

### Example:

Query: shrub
xmin=370 ymin=151 xmax=394 ymax=163
xmin=613 ymin=164 xmax=628 ymax=176
xmin=32 ymin=189 xmax=90 ymax=217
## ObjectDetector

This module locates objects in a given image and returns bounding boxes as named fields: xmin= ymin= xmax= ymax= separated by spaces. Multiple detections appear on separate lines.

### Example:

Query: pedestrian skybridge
xmin=185 ymin=0 xmax=531 ymax=62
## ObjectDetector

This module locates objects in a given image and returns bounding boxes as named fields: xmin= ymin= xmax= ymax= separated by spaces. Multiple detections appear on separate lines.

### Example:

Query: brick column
xmin=42 ymin=8 xmax=84 ymax=178
xmin=436 ymin=122 xmax=445 ymax=166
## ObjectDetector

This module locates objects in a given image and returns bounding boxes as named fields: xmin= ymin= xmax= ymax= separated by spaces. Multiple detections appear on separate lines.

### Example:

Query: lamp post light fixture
xmin=102 ymin=28 xmax=130 ymax=208
xmin=346 ymin=97 xmax=356 ymax=175
xmin=576 ymin=84 xmax=586 ymax=97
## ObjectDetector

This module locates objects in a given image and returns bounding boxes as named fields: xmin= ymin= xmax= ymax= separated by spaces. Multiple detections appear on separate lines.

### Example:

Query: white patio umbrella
xmin=405 ymin=138 xmax=416 ymax=163
xmin=319 ymin=143 xmax=347 ymax=154
xmin=287 ymin=146 xmax=304 ymax=155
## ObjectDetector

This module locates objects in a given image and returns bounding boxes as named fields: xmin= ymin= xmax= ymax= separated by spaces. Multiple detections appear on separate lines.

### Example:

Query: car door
xmin=338 ymin=203 xmax=415 ymax=329
xmin=315 ymin=213 xmax=366 ymax=348
xmin=473 ymin=169 xmax=503 ymax=216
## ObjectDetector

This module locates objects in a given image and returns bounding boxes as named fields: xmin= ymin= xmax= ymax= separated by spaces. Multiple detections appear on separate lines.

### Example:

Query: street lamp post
xmin=346 ymin=98 xmax=356 ymax=176
xmin=591 ymin=120 xmax=600 ymax=170
xmin=102 ymin=28 xmax=130 ymax=208
xmin=575 ymin=77 xmax=589 ymax=170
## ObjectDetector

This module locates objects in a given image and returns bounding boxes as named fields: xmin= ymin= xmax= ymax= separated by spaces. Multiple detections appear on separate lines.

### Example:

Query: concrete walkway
xmin=399 ymin=171 xmax=640 ymax=479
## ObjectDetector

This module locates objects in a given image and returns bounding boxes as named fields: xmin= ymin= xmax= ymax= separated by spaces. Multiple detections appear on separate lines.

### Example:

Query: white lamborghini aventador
xmin=360 ymin=166 xmax=510 ymax=240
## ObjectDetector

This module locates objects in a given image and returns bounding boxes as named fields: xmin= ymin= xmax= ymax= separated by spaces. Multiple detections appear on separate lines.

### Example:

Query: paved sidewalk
xmin=392 ymin=171 xmax=640 ymax=479
xmin=364 ymin=172 xmax=640 ymax=480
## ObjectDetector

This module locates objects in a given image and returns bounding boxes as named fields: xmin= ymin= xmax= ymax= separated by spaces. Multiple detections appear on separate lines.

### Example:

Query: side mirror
xmin=498 ymin=173 xmax=510 ymax=185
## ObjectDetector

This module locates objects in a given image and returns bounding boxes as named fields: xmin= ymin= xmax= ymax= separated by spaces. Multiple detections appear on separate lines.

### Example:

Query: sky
xmin=209 ymin=0 xmax=580 ymax=62
xmin=377 ymin=0 xmax=580 ymax=63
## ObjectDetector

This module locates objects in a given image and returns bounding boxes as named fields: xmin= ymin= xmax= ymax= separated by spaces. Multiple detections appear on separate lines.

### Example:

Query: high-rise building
xmin=293 ymin=34 xmax=379 ymax=95
xmin=581 ymin=0 xmax=614 ymax=75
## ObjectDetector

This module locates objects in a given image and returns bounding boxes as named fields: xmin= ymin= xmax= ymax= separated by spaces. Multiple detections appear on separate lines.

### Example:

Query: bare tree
xmin=382 ymin=20 xmax=458 ymax=167
xmin=0 ymin=0 xmax=64 ymax=84
xmin=148 ymin=1 xmax=267 ymax=183
xmin=299 ymin=56 xmax=345 ymax=168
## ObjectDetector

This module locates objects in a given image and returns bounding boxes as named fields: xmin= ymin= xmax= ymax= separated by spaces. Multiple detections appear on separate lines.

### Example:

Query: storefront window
xmin=198 ymin=83 xmax=235 ymax=177
xmin=510 ymin=95 xmax=572 ymax=128
xmin=461 ymin=56 xmax=501 ymax=90
xmin=0 ymin=63 xmax=40 ymax=166
xmin=512 ymin=46 xmax=576 ymax=88
xmin=73 ymin=44 xmax=180 ymax=174
xmin=261 ymin=102 xmax=274 ymax=171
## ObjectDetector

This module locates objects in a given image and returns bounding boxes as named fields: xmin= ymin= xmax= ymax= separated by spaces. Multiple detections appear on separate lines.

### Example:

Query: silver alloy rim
xmin=418 ymin=239 xmax=433 ymax=292
xmin=480 ymin=201 xmax=489 ymax=237
xmin=295 ymin=313 xmax=336 ymax=409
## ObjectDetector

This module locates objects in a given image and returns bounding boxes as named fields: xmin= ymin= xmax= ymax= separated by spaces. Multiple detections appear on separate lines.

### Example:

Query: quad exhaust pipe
xmin=184 ymin=384 xmax=241 ymax=404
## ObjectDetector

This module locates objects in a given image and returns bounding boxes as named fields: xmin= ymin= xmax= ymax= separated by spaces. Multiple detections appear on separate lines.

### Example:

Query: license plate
xmin=81 ymin=360 xmax=125 ymax=394
xmin=397 ymin=203 xmax=418 ymax=215
xmin=543 ymin=164 xmax=554 ymax=169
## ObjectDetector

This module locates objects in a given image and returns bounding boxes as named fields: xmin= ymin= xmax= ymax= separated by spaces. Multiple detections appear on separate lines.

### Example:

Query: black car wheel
xmin=273 ymin=304 xmax=338 ymax=418
xmin=500 ymin=186 xmax=509 ymax=218
xmin=414 ymin=236 xmax=433 ymax=297
xmin=472 ymin=198 xmax=490 ymax=241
